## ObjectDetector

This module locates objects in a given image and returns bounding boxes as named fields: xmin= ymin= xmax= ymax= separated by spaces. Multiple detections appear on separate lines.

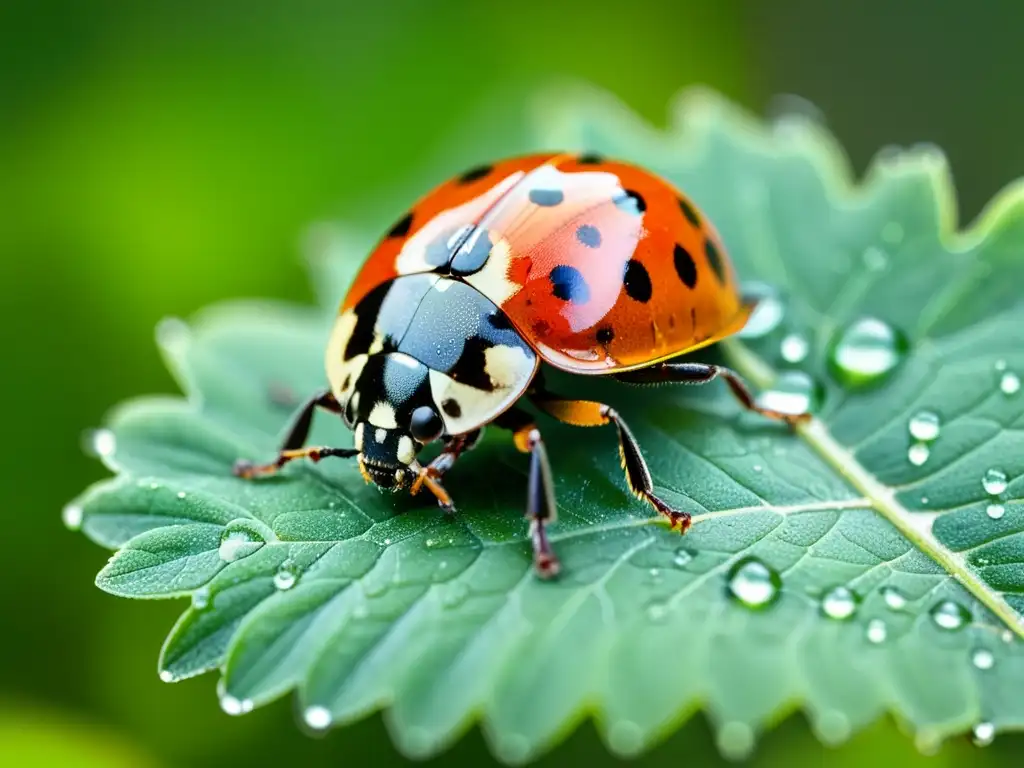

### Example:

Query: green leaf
xmin=68 ymin=86 xmax=1024 ymax=762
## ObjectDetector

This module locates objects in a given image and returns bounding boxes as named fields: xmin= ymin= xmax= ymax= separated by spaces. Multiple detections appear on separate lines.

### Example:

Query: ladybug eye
xmin=409 ymin=406 xmax=444 ymax=443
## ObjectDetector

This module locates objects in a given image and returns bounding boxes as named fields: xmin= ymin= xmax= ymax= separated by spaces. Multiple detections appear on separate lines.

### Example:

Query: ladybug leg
xmin=614 ymin=363 xmax=810 ymax=425
xmin=410 ymin=429 xmax=483 ymax=506
xmin=493 ymin=408 xmax=560 ymax=579
xmin=530 ymin=393 xmax=690 ymax=532
xmin=233 ymin=389 xmax=358 ymax=478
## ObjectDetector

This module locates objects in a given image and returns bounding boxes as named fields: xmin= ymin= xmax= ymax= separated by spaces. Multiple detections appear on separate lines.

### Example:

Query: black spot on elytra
xmin=596 ymin=326 xmax=615 ymax=344
xmin=528 ymin=188 xmax=564 ymax=207
xmin=673 ymin=244 xmax=698 ymax=289
xmin=342 ymin=373 xmax=351 ymax=391
xmin=457 ymin=164 xmax=493 ymax=184
xmin=387 ymin=211 xmax=413 ymax=238
xmin=705 ymin=238 xmax=726 ymax=284
xmin=450 ymin=228 xmax=492 ymax=275
xmin=678 ymin=197 xmax=701 ymax=226
xmin=549 ymin=265 xmax=590 ymax=303
xmin=442 ymin=398 xmax=462 ymax=418
xmin=577 ymin=152 xmax=604 ymax=165
xmin=576 ymin=224 xmax=601 ymax=248
xmin=614 ymin=189 xmax=646 ymax=215
xmin=449 ymin=336 xmax=495 ymax=391
xmin=623 ymin=259 xmax=652 ymax=303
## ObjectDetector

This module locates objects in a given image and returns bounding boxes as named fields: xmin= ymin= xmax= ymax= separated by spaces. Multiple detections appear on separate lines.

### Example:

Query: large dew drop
xmin=218 ymin=523 xmax=265 ymax=563
xmin=880 ymin=586 xmax=907 ymax=610
xmin=726 ymin=557 xmax=781 ymax=609
xmin=865 ymin=618 xmax=887 ymax=644
xmin=982 ymin=468 xmax=1008 ymax=496
xmin=1000 ymin=371 xmax=1021 ymax=396
xmin=304 ymin=705 xmax=332 ymax=730
xmin=987 ymin=503 xmax=1005 ymax=520
xmin=930 ymin=599 xmax=971 ymax=631
xmin=972 ymin=648 xmax=995 ymax=670
xmin=907 ymin=443 xmax=930 ymax=466
xmin=273 ymin=561 xmax=300 ymax=591
xmin=737 ymin=284 xmax=784 ymax=339
xmin=973 ymin=722 xmax=995 ymax=747
xmin=908 ymin=411 xmax=941 ymax=442
xmin=62 ymin=503 xmax=84 ymax=531
xmin=780 ymin=334 xmax=809 ymax=364
xmin=821 ymin=586 xmax=858 ymax=620
xmin=827 ymin=317 xmax=908 ymax=387
xmin=756 ymin=371 xmax=822 ymax=416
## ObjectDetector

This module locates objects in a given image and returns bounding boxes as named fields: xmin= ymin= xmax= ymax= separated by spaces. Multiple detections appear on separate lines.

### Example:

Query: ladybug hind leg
xmin=493 ymin=408 xmax=560 ymax=578
xmin=233 ymin=389 xmax=358 ymax=478
xmin=530 ymin=392 xmax=690 ymax=533
xmin=614 ymin=362 xmax=810 ymax=425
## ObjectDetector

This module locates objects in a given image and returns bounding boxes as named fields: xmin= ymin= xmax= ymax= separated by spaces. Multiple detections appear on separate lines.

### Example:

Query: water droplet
xmin=149 ymin=481 xmax=160 ymax=490
xmin=995 ymin=359 xmax=1008 ymax=372
xmin=726 ymin=557 xmax=781 ymax=609
xmin=425 ymin=538 xmax=437 ymax=548
xmin=1002 ymin=630 xmax=1014 ymax=644
xmin=177 ymin=491 xmax=187 ymax=500
xmin=159 ymin=669 xmax=174 ymax=683
xmin=383 ymin=538 xmax=392 ymax=546
xmin=1000 ymin=372 xmax=1021 ymax=395
xmin=219 ymin=691 xmax=254 ymax=716
xmin=752 ymin=463 xmax=763 ymax=473
xmin=920 ymin=496 xmax=929 ymax=505
xmin=84 ymin=428 xmax=117 ymax=458
xmin=815 ymin=710 xmax=852 ymax=745
xmin=881 ymin=221 xmax=904 ymax=244
xmin=648 ymin=567 xmax=661 ymax=581
xmin=218 ymin=524 xmax=264 ymax=563
xmin=907 ymin=442 xmax=930 ymax=466
xmin=780 ymin=333 xmax=809 ymax=363
xmin=862 ymin=246 xmax=888 ymax=271
xmin=972 ymin=648 xmax=995 ymax=670
xmin=982 ymin=468 xmax=1008 ymax=496
xmin=304 ymin=705 xmax=332 ymax=730
xmin=62 ymin=503 xmax=83 ymax=531
xmin=192 ymin=586 xmax=211 ymax=610
xmin=866 ymin=618 xmax=887 ymax=643
xmin=908 ymin=411 xmax=941 ymax=441
xmin=986 ymin=503 xmax=1005 ymax=520
xmin=646 ymin=602 xmax=670 ymax=623
xmin=756 ymin=371 xmax=821 ymax=416
xmin=673 ymin=548 xmax=693 ymax=568
xmin=716 ymin=721 xmax=755 ymax=761
xmin=273 ymin=561 xmax=300 ymax=591
xmin=607 ymin=720 xmax=644 ymax=756
xmin=737 ymin=285 xmax=784 ymax=339
xmin=930 ymin=599 xmax=971 ymax=631
xmin=881 ymin=586 xmax=907 ymax=610
xmin=821 ymin=586 xmax=858 ymax=620
xmin=828 ymin=317 xmax=908 ymax=387
xmin=972 ymin=721 xmax=995 ymax=747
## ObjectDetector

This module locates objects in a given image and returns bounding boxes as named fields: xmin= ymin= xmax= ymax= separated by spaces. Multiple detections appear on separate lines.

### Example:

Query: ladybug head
xmin=351 ymin=402 xmax=444 ymax=491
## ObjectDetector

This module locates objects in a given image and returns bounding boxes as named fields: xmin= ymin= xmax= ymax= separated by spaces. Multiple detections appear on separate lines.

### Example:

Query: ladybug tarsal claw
xmin=534 ymin=552 xmax=561 ymax=579
xmin=233 ymin=459 xmax=255 ymax=479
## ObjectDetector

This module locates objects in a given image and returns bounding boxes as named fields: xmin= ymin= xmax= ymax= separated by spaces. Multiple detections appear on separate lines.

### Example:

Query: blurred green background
xmin=3 ymin=1 xmax=1023 ymax=765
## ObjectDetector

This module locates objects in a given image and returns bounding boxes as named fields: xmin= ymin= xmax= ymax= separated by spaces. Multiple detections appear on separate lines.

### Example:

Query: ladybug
xmin=234 ymin=153 xmax=805 ymax=577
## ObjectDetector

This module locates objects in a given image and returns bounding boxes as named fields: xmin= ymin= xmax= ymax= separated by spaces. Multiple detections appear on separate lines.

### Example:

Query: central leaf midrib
xmin=724 ymin=339 xmax=1024 ymax=639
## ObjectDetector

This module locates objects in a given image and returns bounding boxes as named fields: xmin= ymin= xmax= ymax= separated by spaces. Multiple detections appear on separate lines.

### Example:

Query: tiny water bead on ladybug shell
xmin=233 ymin=153 xmax=808 ymax=578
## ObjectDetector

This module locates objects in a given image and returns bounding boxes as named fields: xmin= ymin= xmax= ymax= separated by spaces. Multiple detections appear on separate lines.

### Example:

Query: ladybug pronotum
xmin=234 ymin=153 xmax=806 ymax=577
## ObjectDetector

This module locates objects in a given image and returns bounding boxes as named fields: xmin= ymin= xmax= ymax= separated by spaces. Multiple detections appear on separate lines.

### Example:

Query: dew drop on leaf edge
xmin=273 ymin=561 xmax=300 ymax=591
xmin=827 ymin=317 xmax=909 ymax=388
xmin=821 ymin=586 xmax=858 ymax=620
xmin=987 ymin=503 xmax=1005 ymax=520
xmin=982 ymin=468 xmax=1008 ymax=496
xmin=726 ymin=557 xmax=781 ymax=609
xmin=218 ymin=523 xmax=265 ymax=563
xmin=908 ymin=410 xmax=941 ymax=442
xmin=930 ymin=600 xmax=971 ymax=631
xmin=192 ymin=586 xmax=211 ymax=610
xmin=304 ymin=705 xmax=332 ymax=730
xmin=62 ymin=503 xmax=83 ymax=531
xmin=83 ymin=428 xmax=116 ymax=459
xmin=756 ymin=371 xmax=822 ymax=417
xmin=973 ymin=722 xmax=995 ymax=747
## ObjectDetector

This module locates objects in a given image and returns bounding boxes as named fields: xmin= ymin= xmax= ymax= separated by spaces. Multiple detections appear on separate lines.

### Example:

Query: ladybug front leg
xmin=530 ymin=392 xmax=690 ymax=533
xmin=614 ymin=362 xmax=810 ymax=425
xmin=493 ymin=409 xmax=560 ymax=579
xmin=410 ymin=429 xmax=483 ymax=510
xmin=233 ymin=389 xmax=358 ymax=478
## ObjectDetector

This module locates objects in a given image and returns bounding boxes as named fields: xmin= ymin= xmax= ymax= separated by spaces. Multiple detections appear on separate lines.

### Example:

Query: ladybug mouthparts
xmin=358 ymin=455 xmax=410 ymax=491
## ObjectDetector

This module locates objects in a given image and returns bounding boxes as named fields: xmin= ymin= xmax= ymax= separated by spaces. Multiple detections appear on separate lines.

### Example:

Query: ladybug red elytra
xmin=234 ymin=153 xmax=806 ymax=577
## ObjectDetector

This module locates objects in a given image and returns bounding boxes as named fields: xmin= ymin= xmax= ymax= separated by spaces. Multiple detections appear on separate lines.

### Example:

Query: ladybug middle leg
xmin=493 ymin=408 xmax=560 ymax=579
xmin=614 ymin=362 xmax=810 ymax=425
xmin=233 ymin=389 xmax=358 ymax=478
xmin=530 ymin=390 xmax=690 ymax=532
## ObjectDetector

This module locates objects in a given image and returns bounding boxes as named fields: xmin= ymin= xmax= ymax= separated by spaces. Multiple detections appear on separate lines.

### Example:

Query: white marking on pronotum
xmin=484 ymin=344 xmax=533 ymax=388
xmin=375 ymin=428 xmax=387 ymax=444
xmin=368 ymin=401 xmax=398 ymax=429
